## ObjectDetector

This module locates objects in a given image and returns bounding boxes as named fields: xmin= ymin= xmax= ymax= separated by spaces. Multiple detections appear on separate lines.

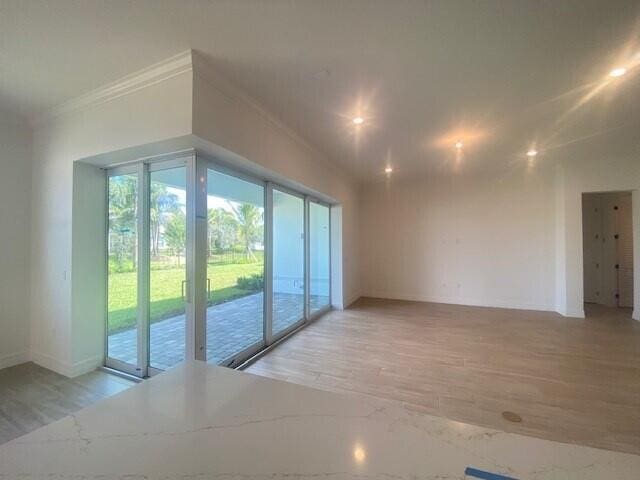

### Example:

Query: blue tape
xmin=464 ymin=467 xmax=518 ymax=480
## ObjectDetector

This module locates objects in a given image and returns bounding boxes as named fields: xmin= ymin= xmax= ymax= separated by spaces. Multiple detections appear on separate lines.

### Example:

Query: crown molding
xmin=191 ymin=51 xmax=360 ymax=185
xmin=31 ymin=50 xmax=194 ymax=127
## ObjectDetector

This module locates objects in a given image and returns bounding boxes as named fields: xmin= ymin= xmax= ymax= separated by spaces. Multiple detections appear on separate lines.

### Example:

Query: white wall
xmin=192 ymin=56 xmax=361 ymax=308
xmin=30 ymin=69 xmax=193 ymax=376
xmin=0 ymin=116 xmax=32 ymax=369
xmin=27 ymin=51 xmax=361 ymax=377
xmin=360 ymin=152 xmax=639 ymax=320
xmin=360 ymin=165 xmax=556 ymax=311
xmin=556 ymin=154 xmax=640 ymax=319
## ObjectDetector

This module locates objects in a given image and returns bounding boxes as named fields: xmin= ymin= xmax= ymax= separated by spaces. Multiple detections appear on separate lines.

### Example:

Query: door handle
xmin=181 ymin=280 xmax=188 ymax=301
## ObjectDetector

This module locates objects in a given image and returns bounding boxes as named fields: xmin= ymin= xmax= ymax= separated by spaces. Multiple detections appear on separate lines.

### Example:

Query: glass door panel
xmin=107 ymin=173 xmax=139 ymax=369
xmin=149 ymin=166 xmax=187 ymax=370
xmin=206 ymin=169 xmax=265 ymax=365
xmin=309 ymin=202 xmax=330 ymax=315
xmin=272 ymin=189 xmax=305 ymax=337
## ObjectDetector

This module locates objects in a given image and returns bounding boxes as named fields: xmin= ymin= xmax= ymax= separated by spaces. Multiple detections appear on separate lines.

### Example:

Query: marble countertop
xmin=0 ymin=361 xmax=638 ymax=479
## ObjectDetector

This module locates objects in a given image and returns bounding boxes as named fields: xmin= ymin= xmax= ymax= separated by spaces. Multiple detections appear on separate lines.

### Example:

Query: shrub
xmin=237 ymin=272 xmax=264 ymax=291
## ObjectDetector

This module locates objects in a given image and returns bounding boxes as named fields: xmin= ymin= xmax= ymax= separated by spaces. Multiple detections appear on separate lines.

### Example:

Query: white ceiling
xmin=1 ymin=0 xmax=639 ymax=181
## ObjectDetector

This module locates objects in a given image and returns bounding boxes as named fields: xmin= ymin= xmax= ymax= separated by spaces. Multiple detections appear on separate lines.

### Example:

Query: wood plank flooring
xmin=0 ymin=362 xmax=135 ymax=445
xmin=246 ymin=298 xmax=640 ymax=455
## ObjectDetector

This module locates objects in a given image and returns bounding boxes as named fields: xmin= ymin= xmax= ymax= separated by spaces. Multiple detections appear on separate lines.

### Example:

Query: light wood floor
xmin=246 ymin=298 xmax=640 ymax=455
xmin=0 ymin=362 xmax=135 ymax=445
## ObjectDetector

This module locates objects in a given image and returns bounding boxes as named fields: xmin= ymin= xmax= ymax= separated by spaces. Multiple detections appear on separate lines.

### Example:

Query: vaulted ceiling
xmin=1 ymin=0 xmax=639 ymax=181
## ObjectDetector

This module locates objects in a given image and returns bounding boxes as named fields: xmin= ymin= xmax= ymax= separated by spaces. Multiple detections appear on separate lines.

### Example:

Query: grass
xmin=107 ymin=261 xmax=263 ymax=334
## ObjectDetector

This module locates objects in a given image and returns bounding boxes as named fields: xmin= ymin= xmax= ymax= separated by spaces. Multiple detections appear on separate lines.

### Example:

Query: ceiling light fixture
xmin=455 ymin=141 xmax=463 ymax=149
xmin=384 ymin=166 xmax=393 ymax=174
xmin=352 ymin=116 xmax=364 ymax=125
xmin=526 ymin=149 xmax=538 ymax=157
xmin=609 ymin=67 xmax=627 ymax=78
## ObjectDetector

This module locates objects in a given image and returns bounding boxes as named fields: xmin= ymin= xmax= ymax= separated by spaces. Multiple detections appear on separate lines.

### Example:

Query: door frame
xmin=105 ymin=153 xmax=192 ymax=378
xmin=105 ymin=149 xmax=335 ymax=376
xmin=307 ymin=199 xmax=333 ymax=321
xmin=269 ymin=184 xmax=307 ymax=344
xmin=198 ymin=154 xmax=269 ymax=367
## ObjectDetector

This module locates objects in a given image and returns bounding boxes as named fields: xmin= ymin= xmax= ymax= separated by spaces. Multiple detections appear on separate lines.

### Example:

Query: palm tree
xmin=229 ymin=202 xmax=263 ymax=261
xmin=150 ymin=183 xmax=180 ymax=256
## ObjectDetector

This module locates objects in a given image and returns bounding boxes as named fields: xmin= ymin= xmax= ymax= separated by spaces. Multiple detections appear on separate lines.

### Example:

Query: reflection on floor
xmin=0 ymin=362 xmax=135 ymax=445
xmin=108 ymin=292 xmax=330 ymax=369
xmin=246 ymin=299 xmax=640 ymax=455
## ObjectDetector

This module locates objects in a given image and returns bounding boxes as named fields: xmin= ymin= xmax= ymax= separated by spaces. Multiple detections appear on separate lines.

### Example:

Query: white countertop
xmin=0 ymin=361 xmax=638 ymax=479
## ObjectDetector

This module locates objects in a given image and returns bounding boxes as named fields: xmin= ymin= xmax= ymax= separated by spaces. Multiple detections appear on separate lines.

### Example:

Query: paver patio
xmin=108 ymin=292 xmax=329 ymax=370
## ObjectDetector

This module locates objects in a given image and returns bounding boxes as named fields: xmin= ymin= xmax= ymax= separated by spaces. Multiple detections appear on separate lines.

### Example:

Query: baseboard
xmin=70 ymin=355 xmax=104 ymax=377
xmin=0 ymin=350 xmax=31 ymax=371
xmin=561 ymin=308 xmax=586 ymax=319
xmin=633 ymin=310 xmax=639 ymax=321
xmin=31 ymin=350 xmax=74 ymax=377
xmin=363 ymin=291 xmax=554 ymax=313
xmin=343 ymin=294 xmax=361 ymax=309
xmin=30 ymin=351 xmax=102 ymax=378
xmin=331 ymin=293 xmax=361 ymax=310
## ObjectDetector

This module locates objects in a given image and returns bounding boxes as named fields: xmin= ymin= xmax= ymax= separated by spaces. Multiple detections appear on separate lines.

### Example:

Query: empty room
xmin=0 ymin=1 xmax=639 ymax=478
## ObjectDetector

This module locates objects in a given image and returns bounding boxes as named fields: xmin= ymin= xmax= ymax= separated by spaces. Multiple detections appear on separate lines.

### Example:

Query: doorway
xmin=582 ymin=191 xmax=634 ymax=312
xmin=105 ymin=152 xmax=333 ymax=377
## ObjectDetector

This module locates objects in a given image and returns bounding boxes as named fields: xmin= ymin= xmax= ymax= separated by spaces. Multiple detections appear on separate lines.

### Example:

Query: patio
xmin=108 ymin=292 xmax=329 ymax=370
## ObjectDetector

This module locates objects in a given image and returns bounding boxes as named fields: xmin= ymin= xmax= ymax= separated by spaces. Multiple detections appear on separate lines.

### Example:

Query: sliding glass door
xmin=106 ymin=158 xmax=190 ymax=377
xmin=107 ymin=172 xmax=139 ymax=374
xmin=205 ymin=168 xmax=265 ymax=366
xmin=271 ymin=188 xmax=305 ymax=338
xmin=309 ymin=202 xmax=331 ymax=316
xmin=106 ymin=153 xmax=333 ymax=376
xmin=148 ymin=165 xmax=187 ymax=371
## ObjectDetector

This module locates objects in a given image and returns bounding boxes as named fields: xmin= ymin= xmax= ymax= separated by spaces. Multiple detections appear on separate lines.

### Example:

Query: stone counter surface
xmin=0 ymin=361 xmax=637 ymax=479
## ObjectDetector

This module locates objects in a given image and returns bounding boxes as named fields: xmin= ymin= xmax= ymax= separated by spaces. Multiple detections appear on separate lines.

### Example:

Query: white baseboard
xmin=633 ymin=310 xmax=639 ymax=321
xmin=561 ymin=308 xmax=586 ymax=319
xmin=31 ymin=350 xmax=73 ymax=376
xmin=363 ymin=291 xmax=554 ymax=313
xmin=331 ymin=293 xmax=361 ymax=310
xmin=0 ymin=350 xmax=31 ymax=371
xmin=71 ymin=355 xmax=104 ymax=377
xmin=31 ymin=351 xmax=103 ymax=378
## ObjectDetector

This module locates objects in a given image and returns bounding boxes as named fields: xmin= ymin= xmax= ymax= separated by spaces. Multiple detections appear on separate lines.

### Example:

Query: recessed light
xmin=609 ymin=67 xmax=627 ymax=78
xmin=353 ymin=117 xmax=364 ymax=125
xmin=384 ymin=166 xmax=393 ymax=174
xmin=455 ymin=141 xmax=463 ymax=149
xmin=526 ymin=149 xmax=538 ymax=157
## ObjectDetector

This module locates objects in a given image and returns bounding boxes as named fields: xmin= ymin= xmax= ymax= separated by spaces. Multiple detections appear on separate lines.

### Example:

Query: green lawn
xmin=108 ymin=262 xmax=263 ymax=333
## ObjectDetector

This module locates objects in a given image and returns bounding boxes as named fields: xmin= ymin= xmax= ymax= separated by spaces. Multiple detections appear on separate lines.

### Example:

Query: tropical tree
xmin=164 ymin=210 xmax=186 ymax=266
xmin=207 ymin=207 xmax=238 ymax=253
xmin=150 ymin=183 xmax=180 ymax=256
xmin=229 ymin=202 xmax=263 ymax=261
xmin=108 ymin=175 xmax=137 ymax=270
